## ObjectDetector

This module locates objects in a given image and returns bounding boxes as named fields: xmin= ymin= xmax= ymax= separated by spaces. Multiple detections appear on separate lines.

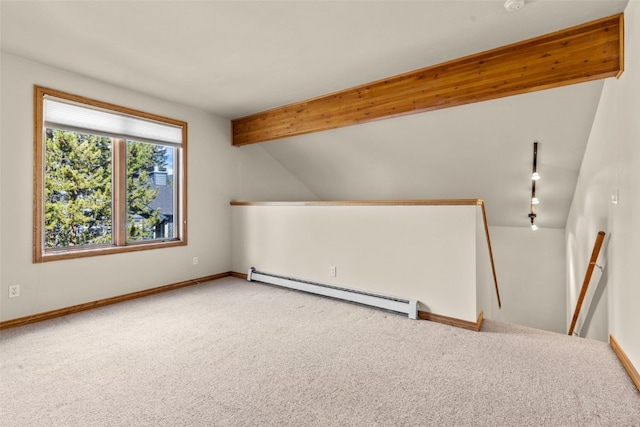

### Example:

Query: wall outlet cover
xmin=9 ymin=285 xmax=20 ymax=298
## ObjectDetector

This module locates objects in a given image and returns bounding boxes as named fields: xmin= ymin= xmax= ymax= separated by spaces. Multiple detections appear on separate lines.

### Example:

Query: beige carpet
xmin=1 ymin=277 xmax=639 ymax=426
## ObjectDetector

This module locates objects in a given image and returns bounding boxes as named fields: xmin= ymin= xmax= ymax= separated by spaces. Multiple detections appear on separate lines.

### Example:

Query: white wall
xmin=0 ymin=53 xmax=316 ymax=322
xmin=566 ymin=0 xmax=640 ymax=366
xmin=488 ymin=227 xmax=566 ymax=334
xmin=232 ymin=204 xmax=485 ymax=322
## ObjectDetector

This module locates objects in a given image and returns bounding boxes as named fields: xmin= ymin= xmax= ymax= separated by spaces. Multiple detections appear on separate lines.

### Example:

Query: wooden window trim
xmin=33 ymin=86 xmax=188 ymax=263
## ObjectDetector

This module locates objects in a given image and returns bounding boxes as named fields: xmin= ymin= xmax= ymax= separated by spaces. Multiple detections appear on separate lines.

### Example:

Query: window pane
xmin=44 ymin=129 xmax=113 ymax=248
xmin=126 ymin=141 xmax=176 ymax=242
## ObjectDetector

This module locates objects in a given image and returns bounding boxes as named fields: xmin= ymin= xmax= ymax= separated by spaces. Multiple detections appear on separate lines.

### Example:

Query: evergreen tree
xmin=44 ymin=130 xmax=167 ymax=247
xmin=44 ymin=129 xmax=113 ymax=248
xmin=126 ymin=141 xmax=163 ymax=241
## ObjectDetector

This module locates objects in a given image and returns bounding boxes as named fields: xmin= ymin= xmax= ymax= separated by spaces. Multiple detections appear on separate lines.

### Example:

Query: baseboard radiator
xmin=247 ymin=268 xmax=418 ymax=319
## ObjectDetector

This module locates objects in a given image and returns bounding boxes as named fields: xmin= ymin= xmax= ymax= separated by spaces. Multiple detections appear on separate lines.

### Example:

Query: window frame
xmin=33 ymin=86 xmax=188 ymax=263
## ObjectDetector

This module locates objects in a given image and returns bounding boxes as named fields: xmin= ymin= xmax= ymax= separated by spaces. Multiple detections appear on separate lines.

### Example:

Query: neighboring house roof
xmin=148 ymin=172 xmax=173 ymax=218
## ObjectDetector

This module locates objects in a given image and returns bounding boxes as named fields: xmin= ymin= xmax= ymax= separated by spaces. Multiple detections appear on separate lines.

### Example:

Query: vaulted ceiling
xmin=0 ymin=0 xmax=629 ymax=228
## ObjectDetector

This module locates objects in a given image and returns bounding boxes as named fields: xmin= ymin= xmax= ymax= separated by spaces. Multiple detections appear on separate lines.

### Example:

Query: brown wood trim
xmin=38 ymin=239 xmax=187 ymax=263
xmin=33 ymin=87 xmax=45 ymax=263
xmin=34 ymin=85 xmax=187 ymax=128
xmin=231 ymin=199 xmax=483 ymax=207
xmin=418 ymin=310 xmax=484 ymax=332
xmin=479 ymin=201 xmax=501 ymax=309
xmin=617 ymin=13 xmax=625 ymax=79
xmin=232 ymin=14 xmax=623 ymax=146
xmin=179 ymin=123 xmax=189 ymax=245
xmin=610 ymin=334 xmax=640 ymax=392
xmin=568 ymin=231 xmax=606 ymax=336
xmin=230 ymin=271 xmax=248 ymax=280
xmin=113 ymin=139 xmax=127 ymax=246
xmin=0 ymin=272 xmax=231 ymax=330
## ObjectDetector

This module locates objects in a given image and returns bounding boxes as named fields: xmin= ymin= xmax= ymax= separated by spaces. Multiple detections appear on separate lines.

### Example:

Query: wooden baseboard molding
xmin=0 ymin=272 xmax=232 ymax=330
xmin=418 ymin=310 xmax=484 ymax=332
xmin=230 ymin=271 xmax=248 ymax=280
xmin=2 ymin=272 xmax=485 ymax=334
xmin=610 ymin=334 xmax=640 ymax=392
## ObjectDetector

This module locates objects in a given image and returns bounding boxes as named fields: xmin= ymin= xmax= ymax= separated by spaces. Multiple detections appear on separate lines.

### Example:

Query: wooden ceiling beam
xmin=232 ymin=14 xmax=623 ymax=146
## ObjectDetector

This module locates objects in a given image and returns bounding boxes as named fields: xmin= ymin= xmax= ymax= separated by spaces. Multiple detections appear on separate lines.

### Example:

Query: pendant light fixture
xmin=529 ymin=142 xmax=540 ymax=230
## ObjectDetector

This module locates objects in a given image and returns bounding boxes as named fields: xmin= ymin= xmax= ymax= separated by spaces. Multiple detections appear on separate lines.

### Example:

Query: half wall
xmin=231 ymin=200 xmax=499 ymax=323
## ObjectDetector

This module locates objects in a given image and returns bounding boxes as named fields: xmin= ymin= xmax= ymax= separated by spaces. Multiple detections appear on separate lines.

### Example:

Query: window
xmin=34 ymin=86 xmax=187 ymax=262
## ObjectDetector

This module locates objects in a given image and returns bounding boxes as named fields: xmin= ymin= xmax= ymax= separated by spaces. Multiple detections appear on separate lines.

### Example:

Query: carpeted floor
xmin=1 ymin=277 xmax=638 ymax=426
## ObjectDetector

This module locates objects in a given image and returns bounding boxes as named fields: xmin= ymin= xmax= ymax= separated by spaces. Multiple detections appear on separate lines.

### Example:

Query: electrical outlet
xmin=9 ymin=285 xmax=20 ymax=298
xmin=330 ymin=266 xmax=337 ymax=277
xmin=192 ymin=257 xmax=198 ymax=265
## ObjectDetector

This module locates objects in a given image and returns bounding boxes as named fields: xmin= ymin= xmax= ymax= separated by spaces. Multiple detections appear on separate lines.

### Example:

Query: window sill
xmin=35 ymin=239 xmax=186 ymax=263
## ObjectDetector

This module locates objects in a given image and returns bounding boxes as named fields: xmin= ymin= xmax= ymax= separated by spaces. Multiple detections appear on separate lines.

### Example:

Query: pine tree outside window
xmin=34 ymin=86 xmax=187 ymax=262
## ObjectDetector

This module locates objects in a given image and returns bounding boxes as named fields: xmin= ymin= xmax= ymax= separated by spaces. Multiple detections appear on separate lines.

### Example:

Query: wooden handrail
xmin=568 ymin=231 xmax=606 ymax=336
xmin=230 ymin=199 xmax=501 ymax=309
xmin=479 ymin=201 xmax=501 ymax=309
xmin=230 ymin=199 xmax=483 ymax=207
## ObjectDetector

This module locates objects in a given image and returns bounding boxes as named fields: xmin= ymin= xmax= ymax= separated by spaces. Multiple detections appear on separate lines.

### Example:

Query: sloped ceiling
xmin=0 ymin=0 xmax=628 ymax=228
xmin=259 ymin=81 xmax=604 ymax=228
